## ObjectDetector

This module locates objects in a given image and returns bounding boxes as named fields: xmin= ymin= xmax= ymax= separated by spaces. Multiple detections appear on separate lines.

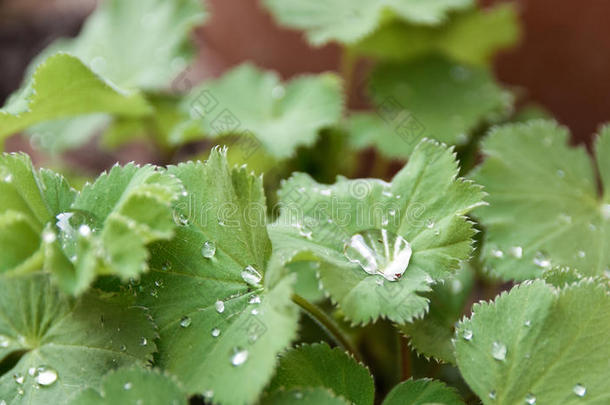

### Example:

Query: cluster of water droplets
xmin=344 ymin=229 xmax=412 ymax=281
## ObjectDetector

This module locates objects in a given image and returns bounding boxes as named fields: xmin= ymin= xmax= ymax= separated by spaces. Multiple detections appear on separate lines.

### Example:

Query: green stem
xmin=339 ymin=47 xmax=357 ymax=109
xmin=291 ymin=293 xmax=362 ymax=361
xmin=399 ymin=335 xmax=412 ymax=381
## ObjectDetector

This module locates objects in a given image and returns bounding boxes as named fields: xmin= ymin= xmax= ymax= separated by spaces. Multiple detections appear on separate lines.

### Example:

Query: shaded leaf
xmin=472 ymin=120 xmax=610 ymax=280
xmin=382 ymin=378 xmax=465 ymax=405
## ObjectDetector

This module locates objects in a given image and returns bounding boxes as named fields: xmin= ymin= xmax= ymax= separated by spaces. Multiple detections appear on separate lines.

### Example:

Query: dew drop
xmin=14 ymin=373 xmax=24 ymax=384
xmin=215 ymin=300 xmax=225 ymax=313
xmin=320 ymin=189 xmax=332 ymax=196
xmin=462 ymin=329 xmax=473 ymax=341
xmin=533 ymin=252 xmax=551 ymax=269
xmin=491 ymin=248 xmax=504 ymax=258
xmin=140 ymin=337 xmax=148 ymax=346
xmin=179 ymin=316 xmax=192 ymax=328
xmin=251 ymin=308 xmax=259 ymax=315
xmin=425 ymin=219 xmax=434 ymax=229
xmin=201 ymin=241 xmax=216 ymax=259
xmin=343 ymin=229 xmax=412 ymax=282
xmin=492 ymin=341 xmax=507 ymax=361
xmin=489 ymin=390 xmax=496 ymax=400
xmin=241 ymin=265 xmax=263 ymax=286
xmin=525 ymin=393 xmax=536 ymax=404
xmin=524 ymin=320 xmax=531 ymax=327
xmin=78 ymin=224 xmax=91 ymax=237
xmin=577 ymin=250 xmax=586 ymax=258
xmin=211 ymin=328 xmax=220 ymax=338
xmin=203 ymin=390 xmax=214 ymax=400
xmin=602 ymin=203 xmax=610 ymax=220
xmin=557 ymin=169 xmax=565 ymax=178
xmin=559 ymin=213 xmax=572 ymax=224
xmin=42 ymin=230 xmax=56 ymax=244
xmin=120 ymin=344 xmax=127 ymax=352
xmin=573 ymin=383 xmax=586 ymax=397
xmin=124 ymin=382 xmax=133 ymax=390
xmin=0 ymin=335 xmax=10 ymax=348
xmin=231 ymin=348 xmax=249 ymax=366
xmin=34 ymin=366 xmax=58 ymax=386
xmin=173 ymin=212 xmax=189 ymax=226
xmin=28 ymin=368 xmax=35 ymax=376
xmin=509 ymin=246 xmax=523 ymax=259
xmin=248 ymin=295 xmax=261 ymax=305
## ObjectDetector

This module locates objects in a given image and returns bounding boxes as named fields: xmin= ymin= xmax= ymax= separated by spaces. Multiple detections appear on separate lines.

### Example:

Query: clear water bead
xmin=124 ymin=382 xmax=133 ymax=390
xmin=248 ymin=295 xmax=261 ymax=305
xmin=241 ymin=265 xmax=262 ymax=286
xmin=573 ymin=384 xmax=586 ymax=397
xmin=231 ymin=348 xmax=249 ymax=366
xmin=509 ymin=246 xmax=523 ymax=259
xmin=215 ymin=300 xmax=225 ymax=313
xmin=179 ymin=316 xmax=191 ymax=328
xmin=525 ymin=393 xmax=536 ymax=404
xmin=489 ymin=390 xmax=496 ymax=400
xmin=492 ymin=341 xmax=507 ymax=361
xmin=201 ymin=241 xmax=216 ymax=259
xmin=0 ymin=335 xmax=10 ymax=348
xmin=601 ymin=203 xmax=610 ymax=220
xmin=34 ymin=366 xmax=58 ymax=386
xmin=344 ymin=229 xmax=412 ymax=282
xmin=533 ymin=252 xmax=551 ymax=269
xmin=211 ymin=328 xmax=221 ymax=337
xmin=462 ymin=329 xmax=473 ymax=341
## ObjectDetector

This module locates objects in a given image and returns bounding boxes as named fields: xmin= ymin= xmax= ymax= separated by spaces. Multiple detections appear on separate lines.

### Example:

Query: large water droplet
xmin=573 ymin=384 xmax=586 ymax=397
xmin=492 ymin=341 xmax=507 ymax=361
xmin=343 ymin=229 xmax=412 ymax=282
xmin=215 ymin=300 xmax=225 ymax=313
xmin=525 ymin=393 xmax=536 ymax=404
xmin=231 ymin=348 xmax=249 ymax=366
xmin=211 ymin=328 xmax=220 ymax=338
xmin=201 ymin=241 xmax=216 ymax=259
xmin=34 ymin=366 xmax=58 ymax=386
xmin=241 ymin=265 xmax=262 ymax=286
xmin=179 ymin=316 xmax=192 ymax=328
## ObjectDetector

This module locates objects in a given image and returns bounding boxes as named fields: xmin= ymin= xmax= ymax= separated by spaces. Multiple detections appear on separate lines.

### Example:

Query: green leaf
xmin=455 ymin=279 xmax=610 ymax=404
xmin=356 ymin=55 xmax=512 ymax=159
xmin=286 ymin=262 xmax=326 ymax=303
xmin=472 ymin=120 xmax=610 ymax=280
xmin=382 ymin=378 xmax=465 ymax=405
xmin=398 ymin=263 xmax=474 ymax=364
xmin=136 ymin=149 xmax=299 ymax=404
xmin=34 ymin=0 xmax=207 ymax=90
xmin=263 ymin=0 xmax=473 ymax=46
xmin=269 ymin=139 xmax=485 ymax=324
xmin=0 ymin=273 xmax=157 ymax=405
xmin=353 ymin=3 xmax=520 ymax=66
xmin=266 ymin=343 xmax=375 ymax=405
xmin=68 ymin=368 xmax=187 ymax=405
xmin=8 ymin=0 xmax=207 ymax=151
xmin=263 ymin=388 xmax=350 ymax=405
xmin=0 ymin=153 xmax=183 ymax=294
xmin=176 ymin=63 xmax=343 ymax=159
xmin=0 ymin=54 xmax=151 ymax=143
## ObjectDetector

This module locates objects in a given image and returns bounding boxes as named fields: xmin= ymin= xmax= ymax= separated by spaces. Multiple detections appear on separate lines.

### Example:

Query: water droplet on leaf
xmin=124 ymin=382 xmax=132 ymax=390
xmin=492 ymin=341 xmax=507 ymax=361
xmin=525 ymin=393 xmax=536 ymax=404
xmin=34 ymin=366 xmax=58 ymax=386
xmin=231 ymin=348 xmax=249 ymax=366
xmin=241 ymin=265 xmax=262 ymax=286
xmin=179 ymin=316 xmax=191 ymax=328
xmin=533 ymin=252 xmax=551 ymax=269
xmin=211 ymin=328 xmax=220 ymax=337
xmin=344 ymin=229 xmax=412 ymax=282
xmin=201 ymin=241 xmax=216 ymax=259
xmin=462 ymin=329 xmax=473 ymax=341
xmin=215 ymin=300 xmax=225 ymax=313
xmin=509 ymin=246 xmax=523 ymax=259
xmin=573 ymin=383 xmax=586 ymax=397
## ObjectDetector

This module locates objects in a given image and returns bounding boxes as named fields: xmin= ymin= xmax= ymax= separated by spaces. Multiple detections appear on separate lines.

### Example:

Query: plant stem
xmin=339 ymin=47 xmax=357 ymax=108
xmin=291 ymin=293 xmax=362 ymax=361
xmin=399 ymin=335 xmax=412 ymax=380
